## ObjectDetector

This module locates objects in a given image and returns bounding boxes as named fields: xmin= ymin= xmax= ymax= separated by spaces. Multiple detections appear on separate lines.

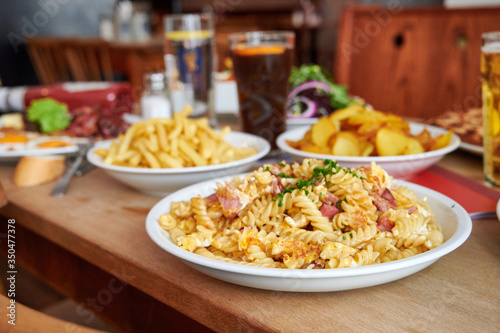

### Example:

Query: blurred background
xmin=0 ymin=0 xmax=449 ymax=87
xmin=1 ymin=0 xmax=500 ymax=331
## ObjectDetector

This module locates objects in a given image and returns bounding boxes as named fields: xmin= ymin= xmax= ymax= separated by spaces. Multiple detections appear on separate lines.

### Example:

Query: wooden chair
xmin=334 ymin=5 xmax=500 ymax=119
xmin=64 ymin=38 xmax=114 ymax=82
xmin=27 ymin=38 xmax=114 ymax=84
xmin=26 ymin=38 xmax=71 ymax=84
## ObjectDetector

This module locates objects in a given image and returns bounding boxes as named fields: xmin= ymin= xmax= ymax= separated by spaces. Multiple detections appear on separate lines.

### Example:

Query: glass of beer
xmin=164 ymin=13 xmax=217 ymax=127
xmin=229 ymin=31 xmax=295 ymax=150
xmin=482 ymin=31 xmax=500 ymax=186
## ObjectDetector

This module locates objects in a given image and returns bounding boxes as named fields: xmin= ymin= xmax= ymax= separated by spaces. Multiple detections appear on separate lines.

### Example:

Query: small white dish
xmin=0 ymin=134 xmax=81 ymax=162
xmin=496 ymin=199 xmax=500 ymax=222
xmin=277 ymin=122 xmax=461 ymax=179
xmin=286 ymin=117 xmax=318 ymax=131
xmin=87 ymin=131 xmax=270 ymax=196
xmin=145 ymin=176 xmax=472 ymax=292
xmin=460 ymin=141 xmax=483 ymax=156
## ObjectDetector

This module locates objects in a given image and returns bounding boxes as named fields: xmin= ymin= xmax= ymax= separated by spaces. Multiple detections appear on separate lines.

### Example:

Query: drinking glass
xmin=229 ymin=31 xmax=295 ymax=150
xmin=481 ymin=31 xmax=500 ymax=186
xmin=164 ymin=13 xmax=216 ymax=127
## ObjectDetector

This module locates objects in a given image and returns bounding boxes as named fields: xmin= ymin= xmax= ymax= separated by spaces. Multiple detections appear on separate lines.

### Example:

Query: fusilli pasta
xmin=158 ymin=159 xmax=444 ymax=269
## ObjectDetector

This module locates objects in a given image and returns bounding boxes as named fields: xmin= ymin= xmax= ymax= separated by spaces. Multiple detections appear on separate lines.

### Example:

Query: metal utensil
xmin=469 ymin=211 xmax=497 ymax=220
xmin=75 ymin=158 xmax=95 ymax=177
xmin=51 ymin=142 xmax=94 ymax=196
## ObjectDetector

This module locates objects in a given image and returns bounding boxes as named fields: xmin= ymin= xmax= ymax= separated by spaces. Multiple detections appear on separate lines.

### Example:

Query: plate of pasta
xmin=146 ymin=159 xmax=472 ymax=292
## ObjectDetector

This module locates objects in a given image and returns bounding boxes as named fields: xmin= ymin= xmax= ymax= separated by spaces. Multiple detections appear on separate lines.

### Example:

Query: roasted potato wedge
xmin=288 ymin=106 xmax=453 ymax=157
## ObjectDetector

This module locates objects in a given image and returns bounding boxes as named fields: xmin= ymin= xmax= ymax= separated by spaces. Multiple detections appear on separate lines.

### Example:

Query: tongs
xmin=51 ymin=142 xmax=94 ymax=196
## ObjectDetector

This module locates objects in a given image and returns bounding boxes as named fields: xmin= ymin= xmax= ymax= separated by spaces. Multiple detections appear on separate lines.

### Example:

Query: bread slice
xmin=13 ymin=155 xmax=66 ymax=187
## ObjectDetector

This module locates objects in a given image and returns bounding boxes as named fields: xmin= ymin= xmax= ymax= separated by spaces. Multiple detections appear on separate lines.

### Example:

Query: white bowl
xmin=87 ymin=132 xmax=270 ymax=196
xmin=286 ymin=117 xmax=318 ymax=131
xmin=146 ymin=175 xmax=472 ymax=292
xmin=277 ymin=122 xmax=461 ymax=179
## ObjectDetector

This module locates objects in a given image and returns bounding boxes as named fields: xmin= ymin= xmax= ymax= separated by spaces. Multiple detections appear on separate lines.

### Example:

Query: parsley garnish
xmin=335 ymin=198 xmax=347 ymax=210
xmin=277 ymin=172 xmax=294 ymax=178
xmin=272 ymin=160 xmax=361 ymax=207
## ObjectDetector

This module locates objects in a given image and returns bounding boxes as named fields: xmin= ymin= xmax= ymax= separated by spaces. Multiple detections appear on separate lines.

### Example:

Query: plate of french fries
xmin=277 ymin=106 xmax=461 ymax=179
xmin=87 ymin=106 xmax=270 ymax=196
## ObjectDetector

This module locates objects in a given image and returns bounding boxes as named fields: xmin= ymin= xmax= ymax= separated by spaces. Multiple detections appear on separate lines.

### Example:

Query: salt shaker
xmin=141 ymin=72 xmax=172 ymax=119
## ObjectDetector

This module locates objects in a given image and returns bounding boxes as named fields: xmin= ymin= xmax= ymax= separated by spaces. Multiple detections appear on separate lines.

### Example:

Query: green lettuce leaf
xmin=26 ymin=98 xmax=71 ymax=134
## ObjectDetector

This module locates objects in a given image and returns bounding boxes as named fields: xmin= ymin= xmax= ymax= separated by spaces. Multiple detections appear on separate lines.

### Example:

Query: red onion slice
xmin=287 ymin=96 xmax=317 ymax=118
xmin=287 ymin=80 xmax=331 ymax=99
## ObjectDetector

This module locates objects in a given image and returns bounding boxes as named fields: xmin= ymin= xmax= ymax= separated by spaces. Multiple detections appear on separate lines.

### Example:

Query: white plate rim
xmin=496 ymin=198 xmax=500 ymax=222
xmin=145 ymin=175 xmax=472 ymax=282
xmin=459 ymin=141 xmax=483 ymax=155
xmin=0 ymin=137 xmax=80 ymax=160
xmin=276 ymin=122 xmax=461 ymax=163
xmin=87 ymin=131 xmax=270 ymax=174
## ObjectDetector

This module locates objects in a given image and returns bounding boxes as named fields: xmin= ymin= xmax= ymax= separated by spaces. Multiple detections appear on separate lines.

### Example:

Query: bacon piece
xmin=67 ymin=106 xmax=99 ymax=137
xmin=381 ymin=188 xmax=397 ymax=208
xmin=204 ymin=193 xmax=218 ymax=203
xmin=320 ymin=204 xmax=340 ymax=220
xmin=215 ymin=184 xmax=250 ymax=219
xmin=323 ymin=192 xmax=339 ymax=206
xmin=270 ymin=165 xmax=283 ymax=175
xmin=271 ymin=176 xmax=285 ymax=196
xmin=377 ymin=216 xmax=395 ymax=232
xmin=408 ymin=206 xmax=417 ymax=214
xmin=372 ymin=188 xmax=398 ymax=212
xmin=269 ymin=162 xmax=293 ymax=177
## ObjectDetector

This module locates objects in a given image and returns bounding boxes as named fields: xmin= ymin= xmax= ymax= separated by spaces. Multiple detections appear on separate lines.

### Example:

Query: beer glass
xmin=164 ymin=13 xmax=216 ymax=127
xmin=229 ymin=31 xmax=295 ymax=150
xmin=482 ymin=31 xmax=500 ymax=186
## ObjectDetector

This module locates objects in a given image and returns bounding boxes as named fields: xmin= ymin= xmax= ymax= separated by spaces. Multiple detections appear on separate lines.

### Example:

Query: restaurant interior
xmin=1 ymin=0 xmax=500 ymax=332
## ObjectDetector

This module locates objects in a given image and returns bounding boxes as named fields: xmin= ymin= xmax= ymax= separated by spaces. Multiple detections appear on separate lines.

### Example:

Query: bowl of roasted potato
xmin=87 ymin=107 xmax=270 ymax=196
xmin=277 ymin=106 xmax=461 ymax=179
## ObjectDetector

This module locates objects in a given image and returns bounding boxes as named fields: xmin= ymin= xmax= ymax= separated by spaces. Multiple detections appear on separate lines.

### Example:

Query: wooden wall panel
xmin=335 ymin=5 xmax=500 ymax=119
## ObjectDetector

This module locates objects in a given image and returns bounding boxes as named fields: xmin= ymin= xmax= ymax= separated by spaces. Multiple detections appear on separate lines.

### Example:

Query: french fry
xmin=104 ymin=141 xmax=119 ymax=164
xmin=178 ymin=139 xmax=207 ymax=166
xmin=157 ymin=152 xmax=183 ymax=168
xmin=115 ymin=149 xmax=138 ymax=163
xmin=146 ymin=132 xmax=159 ymax=152
xmin=156 ymin=122 xmax=168 ymax=151
xmin=94 ymin=148 xmax=108 ymax=158
xmin=138 ymin=143 xmax=161 ymax=168
xmin=118 ymin=122 xmax=141 ymax=155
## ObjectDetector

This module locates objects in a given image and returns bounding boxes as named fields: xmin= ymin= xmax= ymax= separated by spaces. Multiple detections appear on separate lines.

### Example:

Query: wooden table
xmin=1 ymin=149 xmax=499 ymax=332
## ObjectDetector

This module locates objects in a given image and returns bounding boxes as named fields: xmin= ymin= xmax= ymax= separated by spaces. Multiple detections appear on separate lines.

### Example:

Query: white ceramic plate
xmin=277 ymin=122 xmax=461 ymax=179
xmin=146 ymin=175 xmax=472 ymax=292
xmin=460 ymin=141 xmax=483 ymax=156
xmin=496 ymin=199 xmax=500 ymax=222
xmin=0 ymin=134 xmax=80 ymax=162
xmin=87 ymin=131 xmax=270 ymax=196
xmin=286 ymin=117 xmax=318 ymax=131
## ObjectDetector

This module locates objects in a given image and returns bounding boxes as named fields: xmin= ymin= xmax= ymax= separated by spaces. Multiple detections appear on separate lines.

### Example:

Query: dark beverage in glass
xmin=229 ymin=32 xmax=295 ymax=150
